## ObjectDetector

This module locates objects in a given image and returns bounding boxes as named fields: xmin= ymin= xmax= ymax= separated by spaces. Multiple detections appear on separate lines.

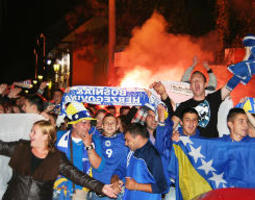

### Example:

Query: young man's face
xmin=228 ymin=113 xmax=249 ymax=139
xmin=190 ymin=73 xmax=206 ymax=97
xmin=145 ymin=110 xmax=158 ymax=132
xmin=124 ymin=131 xmax=138 ymax=151
xmin=102 ymin=116 xmax=118 ymax=137
xmin=53 ymin=91 xmax=63 ymax=104
xmin=181 ymin=112 xmax=199 ymax=136
xmin=23 ymin=99 xmax=36 ymax=113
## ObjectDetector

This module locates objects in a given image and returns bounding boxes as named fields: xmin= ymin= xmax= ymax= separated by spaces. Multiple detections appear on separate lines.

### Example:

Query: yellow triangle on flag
xmin=243 ymin=99 xmax=253 ymax=112
xmin=173 ymin=144 xmax=212 ymax=200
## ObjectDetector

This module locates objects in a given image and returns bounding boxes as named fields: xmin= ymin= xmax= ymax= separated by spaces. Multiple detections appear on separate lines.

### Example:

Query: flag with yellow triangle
xmin=168 ymin=137 xmax=255 ymax=200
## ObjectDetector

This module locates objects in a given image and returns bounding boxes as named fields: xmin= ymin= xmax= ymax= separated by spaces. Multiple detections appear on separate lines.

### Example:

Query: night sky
xmin=0 ymin=0 xmax=78 ymax=84
xmin=0 ymin=0 xmax=226 ymax=84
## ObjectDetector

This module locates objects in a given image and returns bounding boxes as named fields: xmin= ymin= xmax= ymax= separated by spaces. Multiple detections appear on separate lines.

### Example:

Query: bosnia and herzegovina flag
xmin=236 ymin=97 xmax=255 ymax=113
xmin=168 ymin=136 xmax=255 ymax=200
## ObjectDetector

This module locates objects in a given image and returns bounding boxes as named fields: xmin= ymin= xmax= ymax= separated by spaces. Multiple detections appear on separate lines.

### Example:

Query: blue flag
xmin=236 ymin=97 xmax=255 ymax=113
xmin=168 ymin=136 xmax=255 ymax=200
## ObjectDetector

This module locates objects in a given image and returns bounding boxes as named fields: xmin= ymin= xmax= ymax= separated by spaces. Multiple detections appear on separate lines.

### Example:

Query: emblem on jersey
xmin=105 ymin=140 xmax=111 ymax=147
xmin=194 ymin=100 xmax=210 ymax=128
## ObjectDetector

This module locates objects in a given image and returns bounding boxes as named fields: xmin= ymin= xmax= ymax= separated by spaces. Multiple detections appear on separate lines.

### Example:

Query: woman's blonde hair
xmin=33 ymin=120 xmax=56 ymax=152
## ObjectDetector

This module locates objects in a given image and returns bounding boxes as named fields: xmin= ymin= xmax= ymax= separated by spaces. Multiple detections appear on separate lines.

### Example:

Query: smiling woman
xmin=0 ymin=120 xmax=117 ymax=200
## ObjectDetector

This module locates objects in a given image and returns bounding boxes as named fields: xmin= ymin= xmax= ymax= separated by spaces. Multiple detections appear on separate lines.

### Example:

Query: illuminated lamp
xmin=46 ymin=59 xmax=52 ymax=65
xmin=47 ymin=81 xmax=52 ymax=89
xmin=37 ymin=75 xmax=43 ymax=80
xmin=53 ymin=64 xmax=60 ymax=72
xmin=33 ymin=80 xmax=38 ymax=84
xmin=38 ymin=75 xmax=43 ymax=80
xmin=25 ymin=90 xmax=29 ymax=94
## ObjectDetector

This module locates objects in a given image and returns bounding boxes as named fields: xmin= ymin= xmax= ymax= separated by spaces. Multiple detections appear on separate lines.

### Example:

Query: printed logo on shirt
xmin=105 ymin=140 xmax=111 ymax=147
xmin=194 ymin=100 xmax=210 ymax=128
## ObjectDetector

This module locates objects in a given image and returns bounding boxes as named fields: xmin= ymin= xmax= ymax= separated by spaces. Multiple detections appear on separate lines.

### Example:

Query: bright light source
xmin=25 ymin=90 xmax=29 ymax=94
xmin=53 ymin=64 xmax=60 ymax=72
xmin=46 ymin=59 xmax=52 ymax=65
xmin=38 ymin=75 xmax=43 ymax=80
xmin=47 ymin=81 xmax=52 ymax=89
xmin=33 ymin=80 xmax=38 ymax=84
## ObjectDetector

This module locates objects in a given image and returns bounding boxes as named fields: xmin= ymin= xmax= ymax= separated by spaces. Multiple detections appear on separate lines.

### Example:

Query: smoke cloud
xmin=113 ymin=12 xmax=254 ymax=104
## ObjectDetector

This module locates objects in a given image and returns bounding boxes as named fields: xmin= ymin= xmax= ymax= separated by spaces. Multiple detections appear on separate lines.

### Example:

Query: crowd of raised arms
xmin=1 ymin=34 xmax=255 ymax=200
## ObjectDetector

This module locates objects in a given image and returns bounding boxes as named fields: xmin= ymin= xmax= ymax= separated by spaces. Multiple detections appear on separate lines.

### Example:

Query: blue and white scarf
xmin=57 ymin=86 xmax=165 ymax=125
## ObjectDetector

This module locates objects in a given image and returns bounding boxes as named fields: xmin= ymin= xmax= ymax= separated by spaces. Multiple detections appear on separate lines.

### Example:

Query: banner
xmin=60 ymin=86 xmax=164 ymax=116
xmin=161 ymin=80 xmax=214 ymax=104
xmin=168 ymin=136 xmax=255 ymax=200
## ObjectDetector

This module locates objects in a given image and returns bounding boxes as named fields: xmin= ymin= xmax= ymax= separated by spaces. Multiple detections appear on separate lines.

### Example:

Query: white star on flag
xmin=188 ymin=145 xmax=205 ymax=163
xmin=208 ymin=172 xmax=227 ymax=188
xmin=198 ymin=159 xmax=216 ymax=175
xmin=180 ymin=136 xmax=193 ymax=146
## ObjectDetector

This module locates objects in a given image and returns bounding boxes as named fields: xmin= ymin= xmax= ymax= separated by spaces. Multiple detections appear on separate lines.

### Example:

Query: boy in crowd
xmin=88 ymin=113 xmax=129 ymax=200
xmin=221 ymin=108 xmax=255 ymax=142
xmin=172 ymin=107 xmax=201 ymax=142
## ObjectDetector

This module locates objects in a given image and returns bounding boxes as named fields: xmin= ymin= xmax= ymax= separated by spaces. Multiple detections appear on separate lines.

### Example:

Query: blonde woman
xmin=0 ymin=120 xmax=116 ymax=200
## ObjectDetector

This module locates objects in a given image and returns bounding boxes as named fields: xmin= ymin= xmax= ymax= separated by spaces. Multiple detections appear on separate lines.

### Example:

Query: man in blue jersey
xmin=221 ymin=108 xmax=255 ymax=142
xmin=87 ymin=113 xmax=129 ymax=200
xmin=111 ymin=123 xmax=168 ymax=200
xmin=53 ymin=102 xmax=104 ymax=200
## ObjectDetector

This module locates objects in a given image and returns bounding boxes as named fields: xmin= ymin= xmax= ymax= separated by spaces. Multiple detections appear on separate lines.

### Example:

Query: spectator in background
xmin=106 ymin=105 xmax=116 ymax=116
xmin=247 ymin=113 xmax=255 ymax=138
xmin=181 ymin=56 xmax=217 ymax=91
xmin=117 ymin=115 xmax=128 ymax=133
xmin=49 ymin=89 xmax=64 ymax=114
xmin=0 ymin=103 xmax=5 ymax=113
xmin=119 ymin=106 xmax=130 ymax=116
xmin=95 ymin=109 xmax=107 ymax=132
xmin=22 ymin=94 xmax=45 ymax=114
xmin=53 ymin=89 xmax=64 ymax=105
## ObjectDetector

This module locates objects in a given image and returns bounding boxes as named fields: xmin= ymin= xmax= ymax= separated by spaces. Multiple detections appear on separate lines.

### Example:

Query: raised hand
xmin=39 ymin=81 xmax=48 ymax=91
xmin=157 ymin=104 xmax=166 ymax=123
xmin=172 ymin=130 xmax=180 ymax=142
xmin=8 ymin=87 xmax=22 ymax=98
xmin=149 ymin=81 xmax=168 ymax=100
xmin=0 ymin=84 xmax=8 ymax=95
xmin=193 ymin=56 xmax=198 ymax=65
xmin=203 ymin=61 xmax=210 ymax=71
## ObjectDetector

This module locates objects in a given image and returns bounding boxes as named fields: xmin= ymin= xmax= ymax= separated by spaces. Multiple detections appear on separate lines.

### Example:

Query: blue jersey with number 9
xmin=92 ymin=131 xmax=129 ymax=184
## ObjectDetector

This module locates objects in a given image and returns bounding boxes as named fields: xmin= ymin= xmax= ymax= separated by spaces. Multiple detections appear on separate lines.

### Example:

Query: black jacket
xmin=0 ymin=140 xmax=105 ymax=200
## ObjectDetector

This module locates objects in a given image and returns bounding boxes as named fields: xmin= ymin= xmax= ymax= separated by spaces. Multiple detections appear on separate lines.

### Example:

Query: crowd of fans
xmin=1 ymin=35 xmax=255 ymax=200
